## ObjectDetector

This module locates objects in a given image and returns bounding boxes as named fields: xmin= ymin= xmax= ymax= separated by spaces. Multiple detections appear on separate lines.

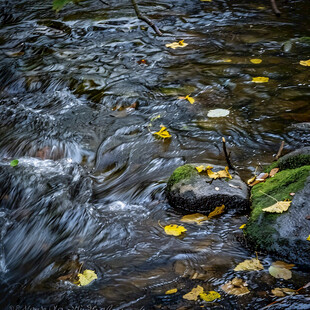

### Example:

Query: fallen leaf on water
xmin=222 ymin=59 xmax=232 ymax=62
xmin=150 ymin=115 xmax=161 ymax=122
xmin=269 ymin=266 xmax=292 ymax=280
xmin=208 ymin=205 xmax=225 ymax=219
xmin=165 ymin=288 xmax=178 ymax=294
xmin=164 ymin=224 xmax=187 ymax=236
xmin=307 ymin=235 xmax=310 ymax=241
xmin=239 ymin=224 xmax=246 ymax=229
xmin=250 ymin=59 xmax=262 ymax=64
xmin=269 ymin=168 xmax=279 ymax=177
xmin=185 ymin=95 xmax=195 ymax=104
xmin=221 ymin=278 xmax=250 ymax=296
xmin=252 ymin=77 xmax=269 ymax=83
xmin=183 ymin=285 xmax=204 ymax=301
xmin=10 ymin=159 xmax=19 ymax=167
xmin=271 ymin=287 xmax=297 ymax=297
xmin=199 ymin=291 xmax=221 ymax=302
xmin=234 ymin=258 xmax=263 ymax=271
xmin=272 ymin=261 xmax=295 ymax=270
xmin=247 ymin=176 xmax=256 ymax=185
xmin=201 ymin=0 xmax=212 ymax=2
xmin=181 ymin=213 xmax=208 ymax=225
xmin=166 ymin=40 xmax=188 ymax=49
xmin=299 ymin=59 xmax=310 ymax=67
xmin=207 ymin=108 xmax=230 ymax=118
xmin=262 ymin=201 xmax=291 ymax=213
xmin=77 ymin=270 xmax=98 ymax=286
xmin=153 ymin=125 xmax=172 ymax=139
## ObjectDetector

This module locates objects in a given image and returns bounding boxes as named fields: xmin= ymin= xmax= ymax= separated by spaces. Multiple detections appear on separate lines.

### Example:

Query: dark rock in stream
xmin=245 ymin=148 xmax=310 ymax=267
xmin=166 ymin=164 xmax=249 ymax=214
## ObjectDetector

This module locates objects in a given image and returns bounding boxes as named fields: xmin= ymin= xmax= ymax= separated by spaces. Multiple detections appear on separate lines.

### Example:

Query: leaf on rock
xmin=247 ymin=176 xmax=256 ymax=185
xmin=181 ymin=213 xmax=208 ymax=225
xmin=250 ymin=59 xmax=262 ymax=64
xmin=239 ymin=224 xmax=246 ymax=229
xmin=234 ymin=258 xmax=263 ymax=271
xmin=166 ymin=40 xmax=188 ymax=49
xmin=272 ymin=261 xmax=295 ymax=270
xmin=164 ymin=224 xmax=187 ymax=236
xmin=221 ymin=278 xmax=250 ymax=296
xmin=195 ymin=165 xmax=213 ymax=173
xmin=256 ymin=172 xmax=269 ymax=181
xmin=153 ymin=125 xmax=172 ymax=139
xmin=77 ymin=269 xmax=98 ymax=286
xmin=207 ymin=108 xmax=230 ymax=118
xmin=262 ymin=201 xmax=291 ymax=213
xmin=207 ymin=166 xmax=232 ymax=180
xmin=165 ymin=288 xmax=178 ymax=294
xmin=183 ymin=285 xmax=204 ymax=301
xmin=271 ymin=287 xmax=297 ymax=297
xmin=10 ymin=159 xmax=19 ymax=167
xmin=199 ymin=291 xmax=221 ymax=302
xmin=269 ymin=168 xmax=279 ymax=177
xmin=252 ymin=77 xmax=269 ymax=83
xmin=185 ymin=95 xmax=195 ymax=104
xmin=300 ymin=59 xmax=310 ymax=67
xmin=269 ymin=266 xmax=292 ymax=280
xmin=207 ymin=205 xmax=225 ymax=219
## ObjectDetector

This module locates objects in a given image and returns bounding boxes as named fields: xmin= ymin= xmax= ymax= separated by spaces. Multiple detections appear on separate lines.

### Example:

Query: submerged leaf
xmin=207 ymin=205 xmax=225 ymax=219
xmin=166 ymin=40 xmax=188 ymax=49
xmin=269 ymin=266 xmax=292 ymax=280
xmin=250 ymin=59 xmax=262 ymax=64
xmin=221 ymin=278 xmax=250 ymax=296
xmin=207 ymin=108 xmax=230 ymax=118
xmin=10 ymin=159 xmax=19 ymax=167
xmin=164 ymin=224 xmax=187 ymax=236
xmin=185 ymin=95 xmax=195 ymax=104
xmin=307 ymin=235 xmax=310 ymax=241
xmin=234 ymin=258 xmax=263 ymax=271
xmin=272 ymin=261 xmax=295 ymax=270
xmin=153 ymin=125 xmax=172 ymax=139
xmin=252 ymin=77 xmax=269 ymax=83
xmin=271 ymin=287 xmax=297 ymax=297
xmin=199 ymin=291 xmax=221 ymax=302
xmin=181 ymin=213 xmax=208 ymax=225
xmin=77 ymin=270 xmax=98 ymax=286
xmin=53 ymin=0 xmax=72 ymax=11
xmin=299 ymin=59 xmax=310 ymax=66
xmin=165 ymin=288 xmax=178 ymax=294
xmin=183 ymin=285 xmax=204 ymax=301
xmin=262 ymin=201 xmax=291 ymax=213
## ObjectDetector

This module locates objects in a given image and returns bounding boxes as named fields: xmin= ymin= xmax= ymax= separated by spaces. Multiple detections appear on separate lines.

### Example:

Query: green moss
xmin=266 ymin=154 xmax=310 ymax=173
xmin=166 ymin=164 xmax=198 ymax=192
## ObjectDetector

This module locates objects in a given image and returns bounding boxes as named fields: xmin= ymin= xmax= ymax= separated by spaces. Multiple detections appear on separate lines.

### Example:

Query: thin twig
xmin=275 ymin=141 xmax=285 ymax=161
xmin=259 ymin=190 xmax=278 ymax=202
xmin=98 ymin=0 xmax=108 ymax=5
xmin=222 ymin=137 xmax=234 ymax=170
xmin=131 ymin=0 xmax=162 ymax=36
xmin=270 ymin=0 xmax=281 ymax=16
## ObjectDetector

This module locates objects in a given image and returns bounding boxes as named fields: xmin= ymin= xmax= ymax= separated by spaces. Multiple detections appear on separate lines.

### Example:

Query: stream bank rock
xmin=166 ymin=164 xmax=249 ymax=214
xmin=245 ymin=147 xmax=310 ymax=267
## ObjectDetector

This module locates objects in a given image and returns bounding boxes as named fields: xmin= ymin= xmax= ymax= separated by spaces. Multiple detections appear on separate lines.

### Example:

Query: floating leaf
xmin=299 ymin=59 xmax=310 ymax=67
xmin=166 ymin=40 xmax=188 ymax=49
xmin=207 ymin=108 xmax=230 ymax=118
xmin=250 ymin=59 xmax=262 ymax=64
xmin=307 ymin=235 xmax=310 ymax=241
xmin=183 ymin=285 xmax=204 ymax=301
xmin=239 ymin=224 xmax=246 ymax=229
xmin=269 ymin=168 xmax=279 ymax=177
xmin=201 ymin=0 xmax=212 ymax=2
xmin=271 ymin=287 xmax=297 ymax=297
xmin=262 ymin=201 xmax=291 ymax=213
xmin=153 ymin=125 xmax=172 ymax=139
xmin=77 ymin=270 xmax=98 ymax=286
xmin=234 ymin=258 xmax=263 ymax=271
xmin=222 ymin=59 xmax=232 ymax=62
xmin=10 ymin=159 xmax=19 ymax=167
xmin=221 ymin=278 xmax=250 ymax=296
xmin=199 ymin=291 xmax=221 ymax=302
xmin=252 ymin=77 xmax=269 ymax=83
xmin=269 ymin=266 xmax=292 ymax=280
xmin=164 ymin=224 xmax=187 ymax=236
xmin=272 ymin=261 xmax=294 ymax=270
xmin=165 ymin=288 xmax=178 ymax=294
xmin=185 ymin=95 xmax=195 ymax=104
xmin=181 ymin=213 xmax=208 ymax=225
xmin=207 ymin=205 xmax=225 ymax=219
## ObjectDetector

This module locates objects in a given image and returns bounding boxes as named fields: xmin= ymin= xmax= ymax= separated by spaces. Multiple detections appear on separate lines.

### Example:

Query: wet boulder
xmin=166 ymin=164 xmax=249 ymax=214
xmin=245 ymin=147 xmax=310 ymax=267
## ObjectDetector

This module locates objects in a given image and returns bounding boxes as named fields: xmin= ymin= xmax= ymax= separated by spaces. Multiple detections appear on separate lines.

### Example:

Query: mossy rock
xmin=166 ymin=164 xmax=249 ymax=214
xmin=245 ymin=148 xmax=310 ymax=267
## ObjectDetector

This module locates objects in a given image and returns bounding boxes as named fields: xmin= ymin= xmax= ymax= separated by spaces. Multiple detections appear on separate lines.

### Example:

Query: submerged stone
xmin=166 ymin=164 xmax=249 ymax=214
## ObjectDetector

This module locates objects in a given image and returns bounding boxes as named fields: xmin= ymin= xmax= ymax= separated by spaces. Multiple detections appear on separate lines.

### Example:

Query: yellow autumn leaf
xmin=271 ymin=287 xmax=297 ymax=297
xmin=166 ymin=40 xmax=188 ymax=49
xmin=185 ymin=95 xmax=195 ymax=104
xmin=272 ymin=261 xmax=294 ymax=270
xmin=181 ymin=213 xmax=209 ymax=224
xmin=307 ymin=235 xmax=310 ymax=241
xmin=234 ymin=258 xmax=263 ymax=271
xmin=269 ymin=266 xmax=292 ymax=280
xmin=201 ymin=0 xmax=212 ymax=2
xmin=247 ymin=176 xmax=256 ymax=185
xmin=164 ymin=224 xmax=187 ymax=236
xmin=299 ymin=59 xmax=310 ymax=67
xmin=250 ymin=59 xmax=262 ymax=64
xmin=153 ymin=125 xmax=172 ymax=139
xmin=262 ymin=201 xmax=291 ymax=213
xmin=252 ymin=77 xmax=269 ymax=83
xmin=199 ymin=291 xmax=221 ymax=302
xmin=207 ymin=205 xmax=225 ymax=219
xmin=239 ymin=224 xmax=246 ymax=229
xmin=207 ymin=166 xmax=232 ymax=179
xmin=222 ymin=59 xmax=232 ymax=62
xmin=221 ymin=278 xmax=250 ymax=296
xmin=77 ymin=270 xmax=98 ymax=286
xmin=195 ymin=165 xmax=213 ymax=173
xmin=165 ymin=288 xmax=178 ymax=294
xmin=183 ymin=285 xmax=204 ymax=301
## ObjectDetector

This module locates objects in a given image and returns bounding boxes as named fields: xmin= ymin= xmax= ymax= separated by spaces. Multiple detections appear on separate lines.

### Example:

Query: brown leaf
xmin=183 ymin=285 xmax=204 ymax=301
xmin=234 ymin=258 xmax=263 ymax=271
xmin=207 ymin=205 xmax=225 ymax=219
xmin=256 ymin=172 xmax=269 ymax=181
xmin=221 ymin=278 xmax=250 ymax=296
xmin=271 ymin=287 xmax=296 ymax=297
xmin=269 ymin=168 xmax=279 ymax=177
xmin=181 ymin=213 xmax=208 ymax=224
xmin=272 ymin=261 xmax=295 ymax=270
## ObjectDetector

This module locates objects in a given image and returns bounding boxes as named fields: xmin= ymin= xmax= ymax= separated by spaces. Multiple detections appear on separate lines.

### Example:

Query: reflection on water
xmin=0 ymin=0 xmax=310 ymax=309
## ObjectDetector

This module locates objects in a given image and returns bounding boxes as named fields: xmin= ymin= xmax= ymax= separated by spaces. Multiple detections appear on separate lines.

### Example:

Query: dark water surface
xmin=0 ymin=0 xmax=310 ymax=309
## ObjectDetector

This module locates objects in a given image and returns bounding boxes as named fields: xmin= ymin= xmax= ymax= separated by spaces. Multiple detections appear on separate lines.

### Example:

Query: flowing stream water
xmin=0 ymin=0 xmax=310 ymax=309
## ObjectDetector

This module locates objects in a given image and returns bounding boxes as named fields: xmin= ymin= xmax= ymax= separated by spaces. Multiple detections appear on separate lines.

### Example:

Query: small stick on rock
xmin=131 ymin=0 xmax=162 ymax=36
xmin=222 ymin=137 xmax=234 ymax=170
xmin=275 ymin=141 xmax=284 ymax=161
xmin=270 ymin=0 xmax=281 ymax=16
